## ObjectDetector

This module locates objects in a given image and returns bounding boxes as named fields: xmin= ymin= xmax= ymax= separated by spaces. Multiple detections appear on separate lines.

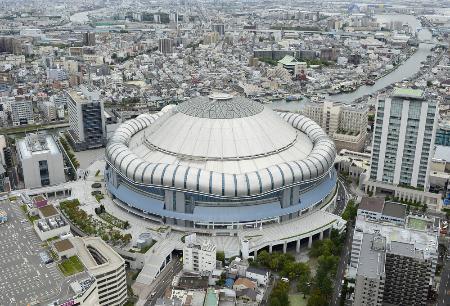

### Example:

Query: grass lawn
xmin=58 ymin=256 xmax=84 ymax=276
xmin=407 ymin=217 xmax=428 ymax=231
xmin=289 ymin=294 xmax=309 ymax=306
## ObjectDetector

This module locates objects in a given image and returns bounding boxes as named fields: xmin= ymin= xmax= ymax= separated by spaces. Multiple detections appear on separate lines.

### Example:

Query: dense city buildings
xmin=0 ymin=1 xmax=449 ymax=305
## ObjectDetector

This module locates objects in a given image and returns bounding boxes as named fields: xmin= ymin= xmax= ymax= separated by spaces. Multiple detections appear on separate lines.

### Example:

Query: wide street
xmin=331 ymin=222 xmax=354 ymax=306
xmin=333 ymin=177 xmax=349 ymax=216
xmin=145 ymin=256 xmax=183 ymax=306
xmin=437 ymin=240 xmax=450 ymax=306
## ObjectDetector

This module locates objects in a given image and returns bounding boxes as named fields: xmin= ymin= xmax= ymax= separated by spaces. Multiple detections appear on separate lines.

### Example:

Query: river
xmin=271 ymin=14 xmax=434 ymax=110
xmin=70 ymin=8 xmax=106 ymax=23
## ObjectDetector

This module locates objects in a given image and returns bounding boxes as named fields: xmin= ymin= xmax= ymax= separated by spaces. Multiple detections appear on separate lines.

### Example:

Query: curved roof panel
xmin=106 ymin=98 xmax=336 ymax=197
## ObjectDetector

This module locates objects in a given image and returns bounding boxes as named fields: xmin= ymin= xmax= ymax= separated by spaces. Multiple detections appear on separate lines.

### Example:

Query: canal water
xmin=271 ymin=14 xmax=434 ymax=110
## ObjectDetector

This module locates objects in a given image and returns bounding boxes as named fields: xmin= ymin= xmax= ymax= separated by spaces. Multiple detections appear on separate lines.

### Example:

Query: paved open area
xmin=0 ymin=198 xmax=64 ymax=305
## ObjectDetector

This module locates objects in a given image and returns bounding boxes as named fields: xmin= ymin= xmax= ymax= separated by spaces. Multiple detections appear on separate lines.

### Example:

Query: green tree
xmin=297 ymin=267 xmax=311 ymax=298
xmin=342 ymin=199 xmax=358 ymax=221
xmin=307 ymin=288 xmax=328 ymax=306
xmin=269 ymin=281 xmax=290 ymax=306
xmin=216 ymin=251 xmax=225 ymax=264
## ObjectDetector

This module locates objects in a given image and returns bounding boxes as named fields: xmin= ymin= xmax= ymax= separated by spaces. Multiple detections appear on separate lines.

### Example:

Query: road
xmin=331 ymin=222 xmax=354 ymax=306
xmin=145 ymin=257 xmax=183 ymax=306
xmin=333 ymin=178 xmax=349 ymax=216
xmin=437 ymin=240 xmax=450 ymax=306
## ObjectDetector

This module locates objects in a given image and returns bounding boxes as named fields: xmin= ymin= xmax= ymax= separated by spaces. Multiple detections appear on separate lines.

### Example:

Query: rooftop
xmin=69 ymin=236 xmax=124 ymax=274
xmin=38 ymin=204 xmax=59 ymax=218
xmin=392 ymin=87 xmax=424 ymax=100
xmin=54 ymin=239 xmax=74 ymax=253
xmin=382 ymin=202 xmax=407 ymax=219
xmin=358 ymin=197 xmax=384 ymax=214
xmin=357 ymin=233 xmax=385 ymax=278
xmin=234 ymin=277 xmax=256 ymax=289
xmin=17 ymin=134 xmax=61 ymax=159
xmin=176 ymin=94 xmax=264 ymax=119
xmin=355 ymin=218 xmax=438 ymax=261
xmin=389 ymin=241 xmax=424 ymax=260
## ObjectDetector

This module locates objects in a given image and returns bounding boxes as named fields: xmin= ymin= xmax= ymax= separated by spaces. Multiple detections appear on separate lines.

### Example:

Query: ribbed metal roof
xmin=177 ymin=94 xmax=264 ymax=119
xmin=106 ymin=101 xmax=336 ymax=197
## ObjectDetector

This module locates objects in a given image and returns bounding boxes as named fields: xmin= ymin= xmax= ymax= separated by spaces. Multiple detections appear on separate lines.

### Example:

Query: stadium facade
xmin=105 ymin=94 xmax=338 ymax=230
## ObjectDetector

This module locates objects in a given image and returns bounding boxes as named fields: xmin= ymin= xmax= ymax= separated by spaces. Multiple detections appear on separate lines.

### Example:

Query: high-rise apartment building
xmin=353 ymin=233 xmax=386 ymax=306
xmin=158 ymin=38 xmax=173 ymax=54
xmin=212 ymin=24 xmax=225 ymax=36
xmin=0 ymin=36 xmax=22 ymax=54
xmin=67 ymin=86 xmax=105 ymax=151
xmin=383 ymin=241 xmax=431 ymax=305
xmin=351 ymin=217 xmax=437 ymax=306
xmin=83 ymin=32 xmax=96 ymax=46
xmin=11 ymin=97 xmax=33 ymax=126
xmin=435 ymin=120 xmax=450 ymax=146
xmin=303 ymin=101 xmax=368 ymax=151
xmin=370 ymin=88 xmax=438 ymax=189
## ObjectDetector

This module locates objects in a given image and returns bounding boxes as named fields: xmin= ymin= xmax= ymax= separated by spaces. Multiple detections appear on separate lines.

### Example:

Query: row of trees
xmin=60 ymin=199 xmax=132 ymax=245
xmin=261 ymin=229 xmax=346 ymax=306
xmin=341 ymin=199 xmax=358 ymax=221
xmin=253 ymin=251 xmax=311 ymax=306
xmin=59 ymin=137 xmax=80 ymax=169
xmin=306 ymin=230 xmax=346 ymax=306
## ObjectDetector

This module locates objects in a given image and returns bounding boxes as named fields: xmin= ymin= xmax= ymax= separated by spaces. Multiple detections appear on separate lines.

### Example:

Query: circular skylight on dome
xmin=177 ymin=94 xmax=264 ymax=119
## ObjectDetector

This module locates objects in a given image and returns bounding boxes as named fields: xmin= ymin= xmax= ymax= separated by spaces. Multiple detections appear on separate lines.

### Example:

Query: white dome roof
xmin=145 ymin=97 xmax=312 ymax=161
xmin=106 ymin=95 xmax=336 ymax=197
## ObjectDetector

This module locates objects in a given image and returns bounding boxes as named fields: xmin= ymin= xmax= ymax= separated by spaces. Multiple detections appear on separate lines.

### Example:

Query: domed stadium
xmin=105 ymin=93 xmax=338 ymax=230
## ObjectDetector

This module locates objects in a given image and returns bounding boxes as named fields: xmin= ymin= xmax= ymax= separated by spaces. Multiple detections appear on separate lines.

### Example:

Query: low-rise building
xmin=34 ymin=206 xmax=70 ymax=241
xmin=183 ymin=239 xmax=216 ymax=274
xmin=233 ymin=277 xmax=256 ymax=291
xmin=245 ymin=267 xmax=270 ymax=286
xmin=357 ymin=197 xmax=407 ymax=226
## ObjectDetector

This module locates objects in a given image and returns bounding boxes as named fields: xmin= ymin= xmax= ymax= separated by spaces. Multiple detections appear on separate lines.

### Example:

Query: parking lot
xmin=0 ymin=198 xmax=64 ymax=305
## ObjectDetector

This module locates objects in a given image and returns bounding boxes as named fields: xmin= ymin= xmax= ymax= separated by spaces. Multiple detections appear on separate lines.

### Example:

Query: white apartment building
xmin=17 ymin=133 xmax=65 ymax=188
xmin=38 ymin=100 xmax=57 ymax=121
xmin=70 ymin=236 xmax=127 ymax=306
xmin=183 ymin=239 xmax=216 ymax=274
xmin=370 ymin=88 xmax=438 ymax=189
xmin=303 ymin=101 xmax=368 ymax=152
xmin=11 ymin=97 xmax=33 ymax=126
xmin=365 ymin=88 xmax=442 ymax=209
